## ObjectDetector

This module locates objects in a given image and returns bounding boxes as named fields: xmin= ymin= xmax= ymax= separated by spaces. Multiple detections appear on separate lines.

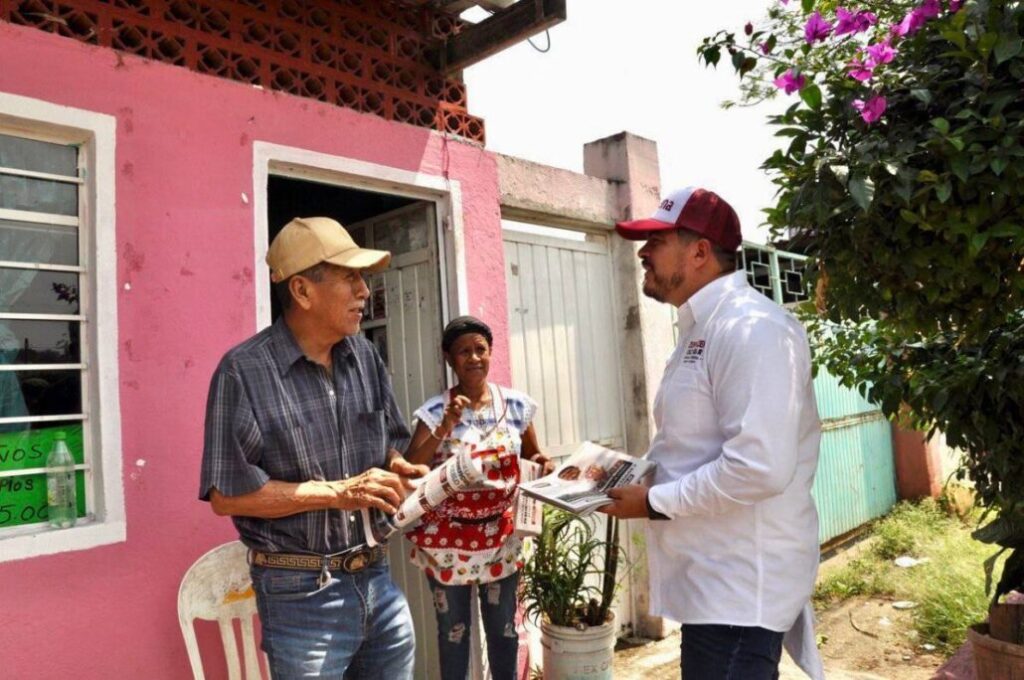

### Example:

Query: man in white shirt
xmin=600 ymin=187 xmax=824 ymax=679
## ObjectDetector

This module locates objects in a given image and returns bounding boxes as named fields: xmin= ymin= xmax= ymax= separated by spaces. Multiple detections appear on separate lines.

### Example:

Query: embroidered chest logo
xmin=682 ymin=339 xmax=706 ymax=365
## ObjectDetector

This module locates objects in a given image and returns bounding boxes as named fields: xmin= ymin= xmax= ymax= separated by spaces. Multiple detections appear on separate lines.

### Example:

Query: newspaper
xmin=512 ymin=458 xmax=543 ymax=538
xmin=361 ymin=445 xmax=486 ymax=548
xmin=518 ymin=441 xmax=655 ymax=516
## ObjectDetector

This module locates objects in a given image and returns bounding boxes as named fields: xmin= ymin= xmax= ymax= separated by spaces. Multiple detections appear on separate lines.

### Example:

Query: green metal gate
xmin=739 ymin=245 xmax=898 ymax=544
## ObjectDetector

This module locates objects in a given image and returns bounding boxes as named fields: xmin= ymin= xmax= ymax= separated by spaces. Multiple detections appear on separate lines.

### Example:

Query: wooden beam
xmin=434 ymin=0 xmax=567 ymax=74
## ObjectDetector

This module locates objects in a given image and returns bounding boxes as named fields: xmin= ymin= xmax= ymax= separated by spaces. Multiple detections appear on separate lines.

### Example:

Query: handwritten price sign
xmin=0 ymin=425 xmax=86 ymax=529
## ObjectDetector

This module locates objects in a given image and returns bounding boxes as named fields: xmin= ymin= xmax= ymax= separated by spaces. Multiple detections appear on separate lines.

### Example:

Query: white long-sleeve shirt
xmin=645 ymin=270 xmax=823 ymax=676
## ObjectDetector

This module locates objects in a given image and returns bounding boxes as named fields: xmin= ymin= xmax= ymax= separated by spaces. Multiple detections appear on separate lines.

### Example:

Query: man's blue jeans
xmin=251 ymin=561 xmax=415 ymax=679
xmin=427 ymin=571 xmax=520 ymax=680
xmin=681 ymin=624 xmax=785 ymax=680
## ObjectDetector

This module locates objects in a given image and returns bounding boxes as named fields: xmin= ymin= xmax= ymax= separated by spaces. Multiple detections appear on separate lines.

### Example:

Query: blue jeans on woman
xmin=251 ymin=560 xmax=415 ymax=679
xmin=427 ymin=571 xmax=520 ymax=680
xmin=681 ymin=624 xmax=785 ymax=680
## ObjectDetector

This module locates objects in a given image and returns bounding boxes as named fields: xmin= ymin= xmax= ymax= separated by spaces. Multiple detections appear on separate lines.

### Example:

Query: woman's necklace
xmin=457 ymin=383 xmax=506 ymax=440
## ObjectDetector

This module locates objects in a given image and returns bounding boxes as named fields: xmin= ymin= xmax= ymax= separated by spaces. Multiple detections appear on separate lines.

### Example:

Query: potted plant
xmin=520 ymin=508 xmax=621 ymax=680
xmin=695 ymin=0 xmax=1024 ymax=676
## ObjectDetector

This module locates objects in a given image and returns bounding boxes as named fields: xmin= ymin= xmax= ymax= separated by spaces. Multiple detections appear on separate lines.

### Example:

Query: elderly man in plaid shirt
xmin=200 ymin=217 xmax=428 ymax=679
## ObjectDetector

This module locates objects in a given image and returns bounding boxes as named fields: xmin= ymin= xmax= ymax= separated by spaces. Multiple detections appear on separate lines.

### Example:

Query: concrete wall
xmin=496 ymin=132 xmax=673 ymax=639
xmin=0 ymin=21 xmax=506 ymax=679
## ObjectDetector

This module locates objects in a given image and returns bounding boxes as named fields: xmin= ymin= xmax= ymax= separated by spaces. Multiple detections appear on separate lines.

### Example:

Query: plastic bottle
xmin=45 ymin=432 xmax=76 ymax=529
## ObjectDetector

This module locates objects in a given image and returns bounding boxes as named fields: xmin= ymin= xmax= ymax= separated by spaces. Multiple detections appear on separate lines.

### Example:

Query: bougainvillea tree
xmin=698 ymin=0 xmax=1024 ymax=601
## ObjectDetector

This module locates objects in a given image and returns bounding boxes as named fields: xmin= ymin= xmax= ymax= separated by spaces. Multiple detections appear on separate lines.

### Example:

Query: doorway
xmin=267 ymin=175 xmax=446 ymax=678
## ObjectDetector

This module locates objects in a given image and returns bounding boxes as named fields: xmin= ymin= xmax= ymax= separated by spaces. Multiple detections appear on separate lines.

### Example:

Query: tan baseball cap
xmin=266 ymin=217 xmax=391 ymax=282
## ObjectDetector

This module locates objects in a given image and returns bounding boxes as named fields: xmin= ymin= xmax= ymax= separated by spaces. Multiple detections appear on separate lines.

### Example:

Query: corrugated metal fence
xmin=740 ymin=244 xmax=897 ymax=544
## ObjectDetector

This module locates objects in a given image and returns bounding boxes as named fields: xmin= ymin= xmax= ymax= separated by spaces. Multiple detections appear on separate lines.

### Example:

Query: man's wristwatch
xmin=645 ymin=491 xmax=670 ymax=520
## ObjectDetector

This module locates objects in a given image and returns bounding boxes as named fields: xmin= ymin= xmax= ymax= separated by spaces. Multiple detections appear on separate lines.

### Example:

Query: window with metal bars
xmin=0 ymin=96 xmax=123 ymax=561
xmin=0 ymin=131 xmax=91 ymax=532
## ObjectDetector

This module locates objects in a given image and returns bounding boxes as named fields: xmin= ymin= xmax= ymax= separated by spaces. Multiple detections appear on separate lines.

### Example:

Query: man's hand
xmin=387 ymin=449 xmax=430 ymax=490
xmin=598 ymin=484 xmax=653 ymax=519
xmin=331 ymin=469 xmax=406 ymax=514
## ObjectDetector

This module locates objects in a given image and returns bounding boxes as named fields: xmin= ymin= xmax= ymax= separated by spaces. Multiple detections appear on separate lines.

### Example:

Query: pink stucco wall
xmin=0 ymin=21 xmax=508 ymax=678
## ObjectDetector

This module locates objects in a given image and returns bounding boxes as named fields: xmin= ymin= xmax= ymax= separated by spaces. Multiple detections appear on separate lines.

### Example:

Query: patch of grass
xmin=872 ymin=499 xmax=950 ymax=560
xmin=814 ymin=499 xmax=1003 ymax=655
xmin=814 ymin=557 xmax=893 ymax=605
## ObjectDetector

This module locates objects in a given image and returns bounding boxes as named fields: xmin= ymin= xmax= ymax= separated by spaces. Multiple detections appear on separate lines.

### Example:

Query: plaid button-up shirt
xmin=200 ymin=317 xmax=411 ymax=554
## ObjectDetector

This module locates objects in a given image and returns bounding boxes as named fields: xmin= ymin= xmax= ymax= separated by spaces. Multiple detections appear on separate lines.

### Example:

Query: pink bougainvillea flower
xmin=864 ymin=39 xmax=897 ymax=67
xmin=835 ymin=7 xmax=879 ymax=36
xmin=852 ymin=95 xmax=888 ymax=123
xmin=919 ymin=0 xmax=942 ymax=19
xmin=759 ymin=41 xmax=773 ymax=55
xmin=804 ymin=11 xmax=833 ymax=44
xmin=773 ymin=69 xmax=806 ymax=94
xmin=847 ymin=58 xmax=874 ymax=82
xmin=949 ymin=0 xmax=964 ymax=11
xmin=894 ymin=0 xmax=943 ymax=35
xmin=892 ymin=12 xmax=925 ymax=37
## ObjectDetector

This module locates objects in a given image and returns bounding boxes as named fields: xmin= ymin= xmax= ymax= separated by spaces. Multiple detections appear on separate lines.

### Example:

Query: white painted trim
xmin=0 ymin=463 xmax=89 ymax=478
xmin=0 ymin=364 xmax=85 ymax=371
xmin=0 ymin=260 xmax=84 ymax=273
xmin=0 ymin=414 xmax=86 ymax=425
xmin=0 ymin=207 xmax=79 ymax=226
xmin=502 ymin=229 xmax=609 ymax=255
xmin=0 ymin=313 xmax=85 ymax=321
xmin=0 ymin=166 xmax=83 ymax=184
xmin=251 ymin=141 xmax=468 ymax=330
xmin=0 ymin=91 xmax=124 ymax=563
xmin=445 ymin=181 xmax=470 ymax=316
xmin=0 ymin=521 xmax=126 ymax=562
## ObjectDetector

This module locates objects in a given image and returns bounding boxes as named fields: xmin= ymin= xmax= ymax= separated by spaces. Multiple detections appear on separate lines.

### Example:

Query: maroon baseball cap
xmin=615 ymin=187 xmax=742 ymax=251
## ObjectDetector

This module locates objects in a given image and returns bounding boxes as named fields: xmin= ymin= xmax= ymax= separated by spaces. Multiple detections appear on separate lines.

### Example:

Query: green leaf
xmin=701 ymin=46 xmax=721 ymax=67
xmin=900 ymin=209 xmax=920 ymax=224
xmin=948 ymin=137 xmax=966 ymax=151
xmin=973 ymin=516 xmax=1024 ymax=546
xmin=951 ymin=155 xmax=970 ymax=182
xmin=979 ymin=32 xmax=999 ymax=58
xmin=990 ymin=221 xmax=1022 ymax=238
xmin=941 ymin=28 xmax=967 ymax=51
xmin=800 ymin=84 xmax=822 ymax=111
xmin=970 ymin=232 xmax=989 ymax=257
xmin=935 ymin=180 xmax=953 ymax=203
xmin=917 ymin=169 xmax=940 ymax=183
xmin=911 ymin=89 xmax=934 ymax=105
xmin=801 ymin=0 xmax=814 ymax=13
xmin=994 ymin=35 xmax=1023 ymax=64
xmin=991 ymin=157 xmax=1009 ymax=175
xmin=931 ymin=118 xmax=950 ymax=135
xmin=848 ymin=176 xmax=874 ymax=212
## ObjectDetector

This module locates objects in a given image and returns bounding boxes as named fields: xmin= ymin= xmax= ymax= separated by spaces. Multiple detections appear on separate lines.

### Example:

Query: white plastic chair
xmin=178 ymin=540 xmax=267 ymax=680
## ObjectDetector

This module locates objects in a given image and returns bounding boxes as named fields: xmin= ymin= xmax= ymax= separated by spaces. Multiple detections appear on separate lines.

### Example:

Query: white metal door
xmin=503 ymin=228 xmax=626 ymax=453
xmin=351 ymin=202 xmax=445 ymax=680
xmin=502 ymin=225 xmax=634 ymax=638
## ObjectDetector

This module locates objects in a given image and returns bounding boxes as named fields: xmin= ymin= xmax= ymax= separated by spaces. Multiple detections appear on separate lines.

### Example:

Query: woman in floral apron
xmin=405 ymin=316 xmax=553 ymax=680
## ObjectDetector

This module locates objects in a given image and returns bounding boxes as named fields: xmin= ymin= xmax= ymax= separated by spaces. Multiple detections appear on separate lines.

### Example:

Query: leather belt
xmin=250 ymin=544 xmax=386 ymax=574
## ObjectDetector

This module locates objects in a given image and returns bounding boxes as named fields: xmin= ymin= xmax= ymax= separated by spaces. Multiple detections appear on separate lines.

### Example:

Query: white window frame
xmin=0 ymin=92 xmax=123 ymax=562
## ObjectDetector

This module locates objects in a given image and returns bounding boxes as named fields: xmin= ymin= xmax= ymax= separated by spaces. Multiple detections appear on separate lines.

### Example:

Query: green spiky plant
xmin=520 ymin=508 xmax=621 ymax=628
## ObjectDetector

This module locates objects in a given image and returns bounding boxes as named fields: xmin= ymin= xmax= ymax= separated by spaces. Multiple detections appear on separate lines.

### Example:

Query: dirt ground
xmin=613 ymin=597 xmax=949 ymax=679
